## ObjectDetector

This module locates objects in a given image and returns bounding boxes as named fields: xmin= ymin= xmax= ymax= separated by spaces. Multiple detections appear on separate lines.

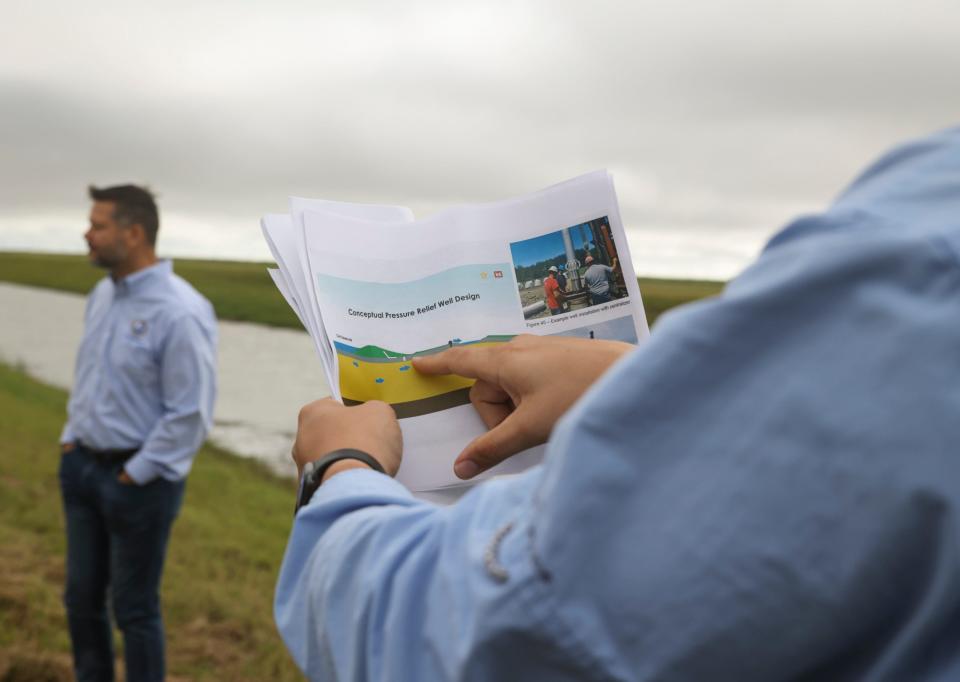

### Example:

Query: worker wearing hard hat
xmin=582 ymin=254 xmax=617 ymax=305
xmin=543 ymin=266 xmax=565 ymax=315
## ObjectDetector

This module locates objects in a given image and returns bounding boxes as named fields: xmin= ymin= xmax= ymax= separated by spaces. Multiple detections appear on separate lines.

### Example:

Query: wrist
xmin=295 ymin=449 xmax=386 ymax=514
xmin=321 ymin=458 xmax=372 ymax=483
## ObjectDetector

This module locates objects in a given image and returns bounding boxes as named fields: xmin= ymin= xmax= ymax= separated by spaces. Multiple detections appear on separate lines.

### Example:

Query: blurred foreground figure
xmin=59 ymin=185 xmax=217 ymax=682
xmin=276 ymin=129 xmax=960 ymax=681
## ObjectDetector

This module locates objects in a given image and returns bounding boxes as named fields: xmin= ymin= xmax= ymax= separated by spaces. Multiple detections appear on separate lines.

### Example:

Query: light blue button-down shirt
xmin=276 ymin=128 xmax=960 ymax=681
xmin=62 ymin=260 xmax=217 ymax=483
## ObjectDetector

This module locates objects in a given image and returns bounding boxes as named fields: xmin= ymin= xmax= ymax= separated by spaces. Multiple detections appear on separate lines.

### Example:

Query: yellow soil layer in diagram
xmin=337 ymin=341 xmax=505 ymax=404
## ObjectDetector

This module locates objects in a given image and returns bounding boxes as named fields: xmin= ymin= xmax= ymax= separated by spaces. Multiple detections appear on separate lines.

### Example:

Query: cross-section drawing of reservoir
xmin=337 ymin=335 xmax=514 ymax=418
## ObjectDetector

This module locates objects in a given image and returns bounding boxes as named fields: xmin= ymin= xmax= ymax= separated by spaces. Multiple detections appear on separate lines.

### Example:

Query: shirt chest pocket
xmin=115 ymin=336 xmax=161 ymax=388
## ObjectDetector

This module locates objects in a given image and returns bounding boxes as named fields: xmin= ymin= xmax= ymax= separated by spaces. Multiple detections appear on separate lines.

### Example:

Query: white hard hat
xmin=548 ymin=265 xmax=558 ymax=272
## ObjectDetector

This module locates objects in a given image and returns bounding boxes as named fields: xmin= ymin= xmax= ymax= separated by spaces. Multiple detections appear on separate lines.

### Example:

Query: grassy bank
xmin=0 ymin=251 xmax=723 ymax=328
xmin=0 ymin=361 xmax=303 ymax=681
xmin=0 ymin=252 xmax=302 ymax=328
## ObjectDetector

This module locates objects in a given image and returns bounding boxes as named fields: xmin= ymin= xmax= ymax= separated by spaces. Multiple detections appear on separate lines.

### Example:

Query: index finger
xmin=413 ymin=345 xmax=501 ymax=384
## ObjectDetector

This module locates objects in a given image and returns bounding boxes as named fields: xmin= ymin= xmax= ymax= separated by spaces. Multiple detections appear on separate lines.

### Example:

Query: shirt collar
xmin=113 ymin=260 xmax=172 ymax=298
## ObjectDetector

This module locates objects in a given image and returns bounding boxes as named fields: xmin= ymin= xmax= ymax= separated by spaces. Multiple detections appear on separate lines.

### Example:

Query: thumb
xmin=453 ymin=411 xmax=540 ymax=479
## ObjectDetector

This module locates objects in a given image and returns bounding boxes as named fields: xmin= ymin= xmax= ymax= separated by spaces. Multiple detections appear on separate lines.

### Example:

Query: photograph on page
xmin=511 ymin=215 xmax=631 ymax=320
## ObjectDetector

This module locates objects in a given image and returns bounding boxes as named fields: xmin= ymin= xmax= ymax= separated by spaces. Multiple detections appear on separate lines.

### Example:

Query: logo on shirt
xmin=493 ymin=270 xmax=503 ymax=279
xmin=131 ymin=319 xmax=148 ymax=337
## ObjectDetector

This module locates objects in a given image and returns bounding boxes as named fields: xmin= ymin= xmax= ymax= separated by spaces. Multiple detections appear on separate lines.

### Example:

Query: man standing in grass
xmin=59 ymin=185 xmax=217 ymax=682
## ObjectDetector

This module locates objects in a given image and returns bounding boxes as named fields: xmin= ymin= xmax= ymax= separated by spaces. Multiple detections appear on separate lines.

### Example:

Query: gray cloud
xmin=2 ymin=0 xmax=958 ymax=278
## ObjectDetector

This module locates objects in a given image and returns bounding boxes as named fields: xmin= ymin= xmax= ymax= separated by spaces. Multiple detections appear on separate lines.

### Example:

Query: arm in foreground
xmin=519 ymin=129 xmax=960 ymax=679
xmin=276 ymin=339 xmax=631 ymax=678
xmin=275 ymin=398 xmax=592 ymax=680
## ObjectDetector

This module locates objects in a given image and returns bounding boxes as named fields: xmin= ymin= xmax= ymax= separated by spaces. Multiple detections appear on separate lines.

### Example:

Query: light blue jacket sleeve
xmin=60 ymin=279 xmax=104 ymax=445
xmin=275 ymin=467 xmax=604 ymax=681
xmin=124 ymin=312 xmax=218 ymax=483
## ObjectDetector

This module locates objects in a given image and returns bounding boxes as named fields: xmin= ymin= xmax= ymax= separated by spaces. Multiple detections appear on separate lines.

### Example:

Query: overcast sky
xmin=2 ymin=0 xmax=958 ymax=279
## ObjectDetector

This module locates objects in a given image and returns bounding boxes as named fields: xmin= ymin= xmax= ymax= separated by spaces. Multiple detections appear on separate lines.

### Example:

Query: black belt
xmin=77 ymin=441 xmax=140 ymax=465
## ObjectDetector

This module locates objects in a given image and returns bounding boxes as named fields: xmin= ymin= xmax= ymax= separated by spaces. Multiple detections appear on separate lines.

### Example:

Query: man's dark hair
xmin=88 ymin=184 xmax=160 ymax=246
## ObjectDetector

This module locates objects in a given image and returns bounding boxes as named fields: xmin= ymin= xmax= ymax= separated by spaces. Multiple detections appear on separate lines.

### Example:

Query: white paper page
xmin=262 ymin=202 xmax=416 ymax=392
xmin=289 ymin=199 xmax=415 ymax=397
xmin=261 ymin=215 xmax=331 ymax=368
xmin=307 ymin=243 xmax=544 ymax=489
xmin=302 ymin=171 xmax=648 ymax=490
xmin=305 ymin=171 xmax=649 ymax=345
xmin=267 ymin=267 xmax=307 ymax=328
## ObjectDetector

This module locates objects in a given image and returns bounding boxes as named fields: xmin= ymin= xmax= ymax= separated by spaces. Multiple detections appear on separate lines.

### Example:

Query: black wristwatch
xmin=294 ymin=448 xmax=385 ymax=514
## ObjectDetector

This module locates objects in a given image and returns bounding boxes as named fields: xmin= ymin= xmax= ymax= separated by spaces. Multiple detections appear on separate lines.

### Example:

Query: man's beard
xmin=89 ymin=243 xmax=127 ymax=269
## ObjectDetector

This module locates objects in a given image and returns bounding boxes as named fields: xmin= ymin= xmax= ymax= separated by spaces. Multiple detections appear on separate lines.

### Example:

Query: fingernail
xmin=454 ymin=459 xmax=480 ymax=479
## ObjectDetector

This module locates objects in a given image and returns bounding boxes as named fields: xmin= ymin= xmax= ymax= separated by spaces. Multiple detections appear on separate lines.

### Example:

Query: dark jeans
xmin=589 ymin=290 xmax=612 ymax=306
xmin=58 ymin=445 xmax=185 ymax=682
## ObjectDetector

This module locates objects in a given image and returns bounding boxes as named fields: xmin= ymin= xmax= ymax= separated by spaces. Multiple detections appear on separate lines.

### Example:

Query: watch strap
xmin=295 ymin=448 xmax=386 ymax=514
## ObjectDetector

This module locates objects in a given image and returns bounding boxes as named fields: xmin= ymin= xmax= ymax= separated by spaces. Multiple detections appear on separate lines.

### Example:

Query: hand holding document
xmin=413 ymin=334 xmax=636 ymax=479
xmin=261 ymin=171 xmax=650 ymax=491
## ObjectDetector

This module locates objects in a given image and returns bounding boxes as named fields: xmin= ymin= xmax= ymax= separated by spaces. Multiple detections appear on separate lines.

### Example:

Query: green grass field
xmin=0 ymin=361 xmax=303 ymax=682
xmin=0 ymin=251 xmax=724 ymax=328
xmin=0 ymin=252 xmax=301 ymax=329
